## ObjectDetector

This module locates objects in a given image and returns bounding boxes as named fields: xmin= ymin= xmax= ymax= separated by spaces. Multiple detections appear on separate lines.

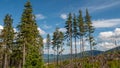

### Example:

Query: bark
xmin=57 ymin=46 xmax=59 ymax=67
xmin=48 ymin=48 xmax=49 ymax=67
xmin=82 ymin=36 xmax=84 ymax=57
xmin=23 ymin=43 xmax=25 ymax=67
xmin=75 ymin=37 xmax=77 ymax=58
xmin=70 ymin=34 xmax=73 ymax=64
xmin=18 ymin=60 xmax=22 ymax=68
xmin=3 ymin=53 xmax=7 ymax=68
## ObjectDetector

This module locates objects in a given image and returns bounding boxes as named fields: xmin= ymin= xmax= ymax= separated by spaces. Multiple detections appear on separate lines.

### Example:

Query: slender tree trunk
xmin=60 ymin=46 xmax=62 ymax=66
xmin=48 ymin=48 xmax=49 ymax=67
xmin=54 ymin=50 xmax=55 ymax=63
xmin=80 ymin=37 xmax=82 ymax=57
xmin=70 ymin=34 xmax=73 ymax=64
xmin=23 ymin=44 xmax=25 ymax=67
xmin=57 ymin=46 xmax=58 ymax=67
xmin=3 ymin=53 xmax=7 ymax=68
xmin=82 ymin=36 xmax=84 ymax=57
xmin=18 ymin=60 xmax=22 ymax=68
xmin=75 ymin=37 xmax=77 ymax=58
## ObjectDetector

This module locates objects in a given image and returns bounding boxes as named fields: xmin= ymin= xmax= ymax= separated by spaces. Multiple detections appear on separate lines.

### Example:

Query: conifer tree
xmin=78 ymin=10 xmax=86 ymax=57
xmin=73 ymin=14 xmax=79 ymax=58
xmin=46 ymin=34 xmax=51 ymax=66
xmin=1 ymin=14 xmax=14 ymax=68
xmin=17 ymin=1 xmax=44 ymax=68
xmin=52 ymin=28 xmax=64 ymax=67
xmin=85 ymin=9 xmax=95 ymax=56
xmin=64 ymin=13 xmax=73 ymax=62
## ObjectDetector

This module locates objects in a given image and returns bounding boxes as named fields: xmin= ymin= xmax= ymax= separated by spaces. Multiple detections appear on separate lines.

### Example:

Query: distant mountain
xmin=43 ymin=50 xmax=103 ymax=63
xmin=43 ymin=46 xmax=120 ymax=63
xmin=104 ymin=46 xmax=120 ymax=53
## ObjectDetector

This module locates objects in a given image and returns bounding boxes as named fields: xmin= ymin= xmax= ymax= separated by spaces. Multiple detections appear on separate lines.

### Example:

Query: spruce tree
xmin=78 ymin=10 xmax=86 ymax=57
xmin=73 ymin=14 xmax=79 ymax=58
xmin=85 ymin=9 xmax=95 ymax=56
xmin=64 ymin=13 xmax=73 ymax=62
xmin=1 ymin=14 xmax=14 ymax=68
xmin=52 ymin=28 xmax=64 ymax=67
xmin=46 ymin=34 xmax=51 ymax=67
xmin=17 ymin=1 xmax=44 ymax=68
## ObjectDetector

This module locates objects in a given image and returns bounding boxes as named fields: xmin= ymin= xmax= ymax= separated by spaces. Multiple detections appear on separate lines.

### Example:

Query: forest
xmin=0 ymin=1 xmax=120 ymax=68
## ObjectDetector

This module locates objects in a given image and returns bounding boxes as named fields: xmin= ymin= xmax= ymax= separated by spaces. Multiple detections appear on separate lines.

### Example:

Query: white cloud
xmin=35 ymin=14 xmax=45 ymax=20
xmin=60 ymin=14 xmax=67 ymax=20
xmin=43 ymin=38 xmax=47 ymax=44
xmin=37 ymin=27 xmax=46 ymax=35
xmin=96 ymin=42 xmax=117 ymax=51
xmin=43 ymin=24 xmax=52 ymax=29
xmin=0 ymin=25 xmax=3 ymax=29
xmin=93 ymin=19 xmax=120 ymax=28
xmin=99 ymin=31 xmax=114 ymax=39
xmin=97 ymin=28 xmax=120 ymax=51
xmin=59 ymin=28 xmax=66 ymax=32
xmin=86 ymin=0 xmax=120 ymax=12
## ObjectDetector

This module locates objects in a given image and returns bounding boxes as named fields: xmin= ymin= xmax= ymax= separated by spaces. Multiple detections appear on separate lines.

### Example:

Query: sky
xmin=0 ymin=0 xmax=120 ymax=54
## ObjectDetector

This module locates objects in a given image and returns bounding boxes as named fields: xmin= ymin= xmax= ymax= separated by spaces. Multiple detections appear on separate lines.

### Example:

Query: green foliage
xmin=52 ymin=28 xmax=64 ymax=66
xmin=85 ymin=9 xmax=95 ymax=56
xmin=17 ymin=1 xmax=44 ymax=68
xmin=107 ymin=60 xmax=120 ymax=68
xmin=1 ymin=14 xmax=14 ymax=68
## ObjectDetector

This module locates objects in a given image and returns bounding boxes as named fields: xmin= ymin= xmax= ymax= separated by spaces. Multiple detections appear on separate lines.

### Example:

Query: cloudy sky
xmin=0 ymin=0 xmax=120 ymax=54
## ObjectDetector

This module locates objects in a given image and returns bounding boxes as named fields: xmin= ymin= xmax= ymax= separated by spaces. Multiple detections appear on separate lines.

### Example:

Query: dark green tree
xmin=78 ymin=10 xmax=86 ymax=57
xmin=85 ymin=9 xmax=95 ymax=56
xmin=17 ymin=1 xmax=44 ymax=68
xmin=1 ymin=14 xmax=14 ymax=68
xmin=64 ymin=13 xmax=73 ymax=63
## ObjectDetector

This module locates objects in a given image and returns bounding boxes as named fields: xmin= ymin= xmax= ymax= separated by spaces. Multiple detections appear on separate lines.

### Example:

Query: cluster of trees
xmin=0 ymin=1 xmax=44 ymax=68
xmin=45 ymin=9 xmax=95 ymax=67
xmin=64 ymin=9 xmax=95 ymax=60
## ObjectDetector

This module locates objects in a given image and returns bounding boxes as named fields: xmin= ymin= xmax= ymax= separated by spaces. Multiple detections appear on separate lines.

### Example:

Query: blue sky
xmin=0 ymin=0 xmax=120 ymax=54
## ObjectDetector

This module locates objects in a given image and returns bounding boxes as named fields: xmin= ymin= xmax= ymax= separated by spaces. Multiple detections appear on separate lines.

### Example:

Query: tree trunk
xmin=18 ymin=60 xmax=22 ymax=68
xmin=75 ymin=37 xmax=77 ymax=58
xmin=70 ymin=35 xmax=73 ymax=64
xmin=80 ymin=37 xmax=82 ymax=57
xmin=48 ymin=48 xmax=49 ymax=67
xmin=82 ymin=36 xmax=84 ymax=57
xmin=57 ymin=46 xmax=58 ymax=67
xmin=23 ymin=43 xmax=25 ymax=67
xmin=3 ymin=53 xmax=7 ymax=68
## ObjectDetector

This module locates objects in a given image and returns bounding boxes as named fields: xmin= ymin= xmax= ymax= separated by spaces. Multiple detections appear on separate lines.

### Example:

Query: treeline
xmin=0 ymin=1 xmax=44 ymax=68
xmin=45 ymin=9 xmax=96 ymax=67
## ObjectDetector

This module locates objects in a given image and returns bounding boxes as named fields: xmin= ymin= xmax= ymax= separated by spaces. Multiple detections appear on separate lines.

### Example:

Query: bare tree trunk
xmin=18 ymin=60 xmax=22 ymax=68
xmin=57 ymin=46 xmax=59 ymax=67
xmin=80 ymin=37 xmax=82 ymax=57
xmin=3 ymin=53 xmax=7 ymax=68
xmin=82 ymin=36 xmax=84 ymax=57
xmin=75 ymin=37 xmax=77 ymax=58
xmin=70 ymin=35 xmax=73 ymax=64
xmin=54 ymin=50 xmax=55 ymax=63
xmin=48 ymin=48 xmax=49 ymax=67
xmin=23 ymin=44 xmax=25 ymax=67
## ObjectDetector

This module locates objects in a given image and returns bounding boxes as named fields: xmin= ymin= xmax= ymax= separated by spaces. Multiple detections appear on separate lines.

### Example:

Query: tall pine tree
xmin=73 ymin=14 xmax=78 ymax=58
xmin=64 ymin=13 xmax=73 ymax=63
xmin=78 ymin=10 xmax=86 ymax=57
xmin=1 ymin=14 xmax=14 ymax=68
xmin=17 ymin=1 xmax=44 ymax=68
xmin=46 ymin=34 xmax=51 ymax=67
xmin=85 ymin=9 xmax=95 ymax=56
